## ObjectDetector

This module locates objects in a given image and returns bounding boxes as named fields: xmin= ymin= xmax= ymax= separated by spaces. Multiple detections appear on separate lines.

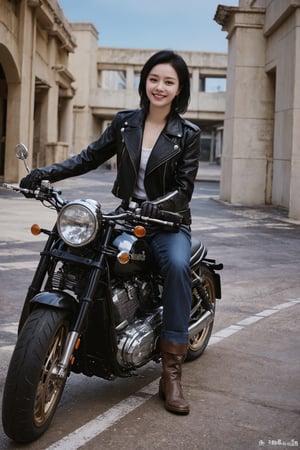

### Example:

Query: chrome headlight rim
xmin=57 ymin=199 xmax=101 ymax=247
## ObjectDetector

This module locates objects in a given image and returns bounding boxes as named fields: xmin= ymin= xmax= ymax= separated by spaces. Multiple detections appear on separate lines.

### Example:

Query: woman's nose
xmin=156 ymin=81 xmax=164 ymax=91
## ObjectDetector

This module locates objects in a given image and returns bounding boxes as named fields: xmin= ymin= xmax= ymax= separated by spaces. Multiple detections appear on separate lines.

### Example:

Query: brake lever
xmin=2 ymin=183 xmax=32 ymax=194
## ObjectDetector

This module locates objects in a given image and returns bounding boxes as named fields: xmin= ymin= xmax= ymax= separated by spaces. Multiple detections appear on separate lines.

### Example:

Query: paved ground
xmin=0 ymin=166 xmax=299 ymax=450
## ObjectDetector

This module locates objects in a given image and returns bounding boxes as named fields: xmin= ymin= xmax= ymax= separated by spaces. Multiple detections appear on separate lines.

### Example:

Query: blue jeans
xmin=149 ymin=226 xmax=192 ymax=344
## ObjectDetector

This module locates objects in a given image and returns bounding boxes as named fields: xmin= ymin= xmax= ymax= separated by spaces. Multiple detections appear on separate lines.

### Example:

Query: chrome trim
xmin=188 ymin=311 xmax=213 ymax=338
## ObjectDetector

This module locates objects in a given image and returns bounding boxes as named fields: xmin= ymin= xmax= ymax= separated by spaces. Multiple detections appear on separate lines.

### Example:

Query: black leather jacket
xmin=39 ymin=109 xmax=200 ymax=224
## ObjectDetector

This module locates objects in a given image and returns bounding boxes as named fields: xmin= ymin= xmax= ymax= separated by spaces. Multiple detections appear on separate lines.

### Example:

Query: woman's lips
xmin=153 ymin=93 xmax=165 ymax=100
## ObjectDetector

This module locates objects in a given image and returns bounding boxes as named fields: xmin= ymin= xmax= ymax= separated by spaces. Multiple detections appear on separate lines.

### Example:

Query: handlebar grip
xmin=156 ymin=209 xmax=183 ymax=224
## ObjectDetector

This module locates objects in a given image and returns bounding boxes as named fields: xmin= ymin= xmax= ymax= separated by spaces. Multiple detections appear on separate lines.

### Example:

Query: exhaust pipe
xmin=188 ymin=310 xmax=213 ymax=338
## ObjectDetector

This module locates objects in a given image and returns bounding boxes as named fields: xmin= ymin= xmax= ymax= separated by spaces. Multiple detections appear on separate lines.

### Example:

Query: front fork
xmin=55 ymin=225 xmax=115 ymax=379
xmin=18 ymin=228 xmax=58 ymax=333
xmin=54 ymin=331 xmax=80 ymax=378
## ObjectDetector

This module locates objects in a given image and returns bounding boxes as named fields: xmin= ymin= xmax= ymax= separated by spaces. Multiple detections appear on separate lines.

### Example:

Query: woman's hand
xmin=20 ymin=169 xmax=45 ymax=190
xmin=141 ymin=201 xmax=160 ymax=218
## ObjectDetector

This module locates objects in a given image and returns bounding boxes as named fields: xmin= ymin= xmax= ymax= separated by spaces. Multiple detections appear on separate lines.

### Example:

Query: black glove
xmin=20 ymin=169 xmax=45 ymax=191
xmin=141 ymin=201 xmax=160 ymax=218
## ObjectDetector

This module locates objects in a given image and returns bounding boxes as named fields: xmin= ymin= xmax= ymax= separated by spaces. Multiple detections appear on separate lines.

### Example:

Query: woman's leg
xmin=150 ymin=227 xmax=191 ymax=414
xmin=150 ymin=226 xmax=192 ymax=344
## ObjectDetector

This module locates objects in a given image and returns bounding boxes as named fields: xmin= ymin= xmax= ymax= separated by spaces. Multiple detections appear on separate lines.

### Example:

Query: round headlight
xmin=57 ymin=199 xmax=101 ymax=247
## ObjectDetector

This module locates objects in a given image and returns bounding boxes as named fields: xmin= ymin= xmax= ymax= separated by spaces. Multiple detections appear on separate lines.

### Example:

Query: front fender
xmin=18 ymin=291 xmax=78 ymax=334
xmin=30 ymin=291 xmax=78 ymax=314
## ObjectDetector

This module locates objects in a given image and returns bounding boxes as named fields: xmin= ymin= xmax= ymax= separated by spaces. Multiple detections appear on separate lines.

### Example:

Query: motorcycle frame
xmin=17 ymin=219 xmax=161 ymax=379
xmin=17 ymin=212 xmax=222 ymax=380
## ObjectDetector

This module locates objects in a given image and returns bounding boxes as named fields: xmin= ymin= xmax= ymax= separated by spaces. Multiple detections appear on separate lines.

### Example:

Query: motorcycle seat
xmin=190 ymin=237 xmax=207 ymax=266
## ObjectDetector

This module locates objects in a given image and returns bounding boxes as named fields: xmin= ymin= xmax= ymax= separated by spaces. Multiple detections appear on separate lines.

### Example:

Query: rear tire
xmin=2 ymin=307 xmax=71 ymax=443
xmin=187 ymin=265 xmax=216 ymax=361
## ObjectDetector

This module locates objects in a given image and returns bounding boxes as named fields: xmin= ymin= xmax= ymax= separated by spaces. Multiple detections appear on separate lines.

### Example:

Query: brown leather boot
xmin=159 ymin=340 xmax=190 ymax=415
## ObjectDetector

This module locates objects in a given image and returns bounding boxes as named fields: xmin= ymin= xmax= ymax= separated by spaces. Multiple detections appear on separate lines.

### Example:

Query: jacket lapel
xmin=146 ymin=113 xmax=183 ymax=175
xmin=121 ymin=110 xmax=144 ymax=177
xmin=120 ymin=110 xmax=184 ymax=177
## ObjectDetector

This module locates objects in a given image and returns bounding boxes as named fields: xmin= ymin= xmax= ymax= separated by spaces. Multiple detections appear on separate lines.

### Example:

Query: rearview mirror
xmin=15 ymin=143 xmax=30 ymax=173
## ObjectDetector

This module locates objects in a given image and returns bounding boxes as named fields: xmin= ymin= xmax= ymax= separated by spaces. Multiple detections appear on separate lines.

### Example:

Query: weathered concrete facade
xmin=68 ymin=23 xmax=227 ymax=162
xmin=2 ymin=1 xmax=299 ymax=219
xmin=0 ymin=0 xmax=76 ymax=182
xmin=215 ymin=0 xmax=300 ymax=219
xmin=0 ymin=4 xmax=227 ymax=182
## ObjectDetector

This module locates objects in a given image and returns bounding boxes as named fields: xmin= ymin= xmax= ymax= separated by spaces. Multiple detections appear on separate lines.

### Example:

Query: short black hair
xmin=139 ymin=50 xmax=190 ymax=114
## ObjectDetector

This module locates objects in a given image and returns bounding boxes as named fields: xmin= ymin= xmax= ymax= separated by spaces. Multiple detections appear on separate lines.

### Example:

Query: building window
xmin=134 ymin=72 xmax=140 ymax=90
xmin=200 ymin=77 xmax=226 ymax=92
xmin=200 ymin=133 xmax=211 ymax=162
xmin=200 ymin=128 xmax=223 ymax=163
xmin=100 ymin=70 xmax=126 ymax=89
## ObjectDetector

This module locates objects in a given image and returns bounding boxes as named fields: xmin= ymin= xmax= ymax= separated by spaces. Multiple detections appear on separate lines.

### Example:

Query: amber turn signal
xmin=31 ymin=224 xmax=41 ymax=235
xmin=134 ymin=226 xmax=146 ymax=238
xmin=117 ymin=251 xmax=130 ymax=264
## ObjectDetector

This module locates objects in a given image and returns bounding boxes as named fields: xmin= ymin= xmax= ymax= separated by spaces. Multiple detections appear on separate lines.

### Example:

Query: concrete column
xmin=126 ymin=67 xmax=134 ymax=90
xmin=73 ymin=106 xmax=90 ymax=153
xmin=69 ymin=23 xmax=99 ymax=153
xmin=5 ymin=83 xmax=21 ymax=181
xmin=59 ymin=97 xmax=73 ymax=145
xmin=5 ymin=2 xmax=37 ymax=181
xmin=217 ymin=7 xmax=274 ymax=205
xmin=46 ymin=37 xmax=59 ymax=144
xmin=288 ymin=19 xmax=300 ymax=219
xmin=191 ymin=68 xmax=199 ymax=93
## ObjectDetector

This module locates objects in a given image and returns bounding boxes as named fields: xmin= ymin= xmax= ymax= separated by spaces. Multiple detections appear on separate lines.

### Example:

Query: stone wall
xmin=0 ymin=0 xmax=76 ymax=182
xmin=215 ymin=0 xmax=300 ymax=219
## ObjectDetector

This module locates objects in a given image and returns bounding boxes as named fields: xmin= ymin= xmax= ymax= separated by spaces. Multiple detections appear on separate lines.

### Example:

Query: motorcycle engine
xmin=116 ymin=308 xmax=162 ymax=368
xmin=111 ymin=277 xmax=162 ymax=368
xmin=112 ymin=277 xmax=159 ymax=327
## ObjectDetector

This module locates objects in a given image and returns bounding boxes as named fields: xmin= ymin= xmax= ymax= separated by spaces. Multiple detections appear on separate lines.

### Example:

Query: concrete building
xmin=68 ymin=23 xmax=227 ymax=166
xmin=0 ymin=0 xmax=76 ymax=182
xmin=0 ymin=2 xmax=227 ymax=184
xmin=215 ymin=0 xmax=300 ymax=219
xmin=2 ymin=0 xmax=299 ymax=220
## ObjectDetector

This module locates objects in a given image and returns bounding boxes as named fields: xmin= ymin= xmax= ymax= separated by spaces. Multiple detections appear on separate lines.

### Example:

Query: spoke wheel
xmin=187 ymin=266 xmax=216 ymax=361
xmin=2 ymin=307 xmax=71 ymax=443
xmin=34 ymin=325 xmax=67 ymax=427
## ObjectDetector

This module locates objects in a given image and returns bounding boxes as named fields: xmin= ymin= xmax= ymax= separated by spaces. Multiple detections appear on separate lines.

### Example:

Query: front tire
xmin=187 ymin=265 xmax=216 ymax=361
xmin=2 ymin=307 xmax=71 ymax=443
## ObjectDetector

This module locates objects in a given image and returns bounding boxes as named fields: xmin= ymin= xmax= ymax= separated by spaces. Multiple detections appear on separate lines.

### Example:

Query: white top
xmin=132 ymin=147 xmax=152 ymax=200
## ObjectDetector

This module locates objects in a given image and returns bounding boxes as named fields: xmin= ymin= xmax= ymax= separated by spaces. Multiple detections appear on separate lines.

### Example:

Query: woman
xmin=20 ymin=50 xmax=201 ymax=415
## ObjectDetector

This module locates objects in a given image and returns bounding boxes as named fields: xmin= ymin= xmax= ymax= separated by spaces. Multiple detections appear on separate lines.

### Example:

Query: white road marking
xmin=1 ymin=322 xmax=18 ymax=333
xmin=236 ymin=315 xmax=264 ymax=326
xmin=0 ymin=261 xmax=36 ymax=270
xmin=0 ymin=323 xmax=18 ymax=352
xmin=1 ymin=345 xmax=15 ymax=352
xmin=41 ymin=298 xmax=300 ymax=450
xmin=0 ymin=249 xmax=37 ymax=256
xmin=46 ymin=380 xmax=159 ymax=450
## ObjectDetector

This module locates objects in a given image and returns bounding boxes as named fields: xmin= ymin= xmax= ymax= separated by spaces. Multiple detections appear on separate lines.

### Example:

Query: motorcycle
xmin=1 ymin=144 xmax=223 ymax=443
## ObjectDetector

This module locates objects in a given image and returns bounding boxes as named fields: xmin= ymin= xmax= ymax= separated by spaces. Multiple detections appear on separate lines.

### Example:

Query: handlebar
xmin=1 ymin=182 xmax=182 ymax=230
xmin=1 ymin=182 xmax=65 ymax=209
xmin=103 ymin=208 xmax=182 ymax=230
xmin=2 ymin=183 xmax=39 ymax=196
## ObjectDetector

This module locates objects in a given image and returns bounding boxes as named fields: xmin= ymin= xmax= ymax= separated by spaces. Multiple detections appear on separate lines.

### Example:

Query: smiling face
xmin=145 ymin=63 xmax=181 ymax=113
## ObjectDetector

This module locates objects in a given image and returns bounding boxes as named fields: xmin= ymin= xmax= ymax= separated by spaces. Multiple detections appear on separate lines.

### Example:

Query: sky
xmin=58 ymin=0 xmax=239 ymax=53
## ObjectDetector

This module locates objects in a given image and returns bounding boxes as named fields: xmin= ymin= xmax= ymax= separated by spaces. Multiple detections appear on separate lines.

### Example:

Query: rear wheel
xmin=2 ymin=307 xmax=71 ymax=443
xmin=187 ymin=265 xmax=216 ymax=361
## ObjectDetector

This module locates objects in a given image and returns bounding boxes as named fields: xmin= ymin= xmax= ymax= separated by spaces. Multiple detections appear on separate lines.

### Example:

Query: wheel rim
xmin=34 ymin=325 xmax=67 ymax=427
xmin=189 ymin=275 xmax=216 ymax=352
xmin=189 ymin=322 xmax=212 ymax=351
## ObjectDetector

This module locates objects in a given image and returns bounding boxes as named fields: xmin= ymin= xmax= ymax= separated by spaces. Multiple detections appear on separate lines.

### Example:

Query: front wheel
xmin=2 ymin=307 xmax=71 ymax=443
xmin=187 ymin=265 xmax=216 ymax=361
